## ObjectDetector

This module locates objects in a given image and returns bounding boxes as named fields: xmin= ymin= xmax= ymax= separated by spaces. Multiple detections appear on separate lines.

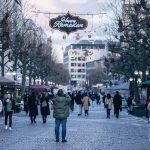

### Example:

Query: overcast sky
xmin=23 ymin=0 xmax=121 ymax=62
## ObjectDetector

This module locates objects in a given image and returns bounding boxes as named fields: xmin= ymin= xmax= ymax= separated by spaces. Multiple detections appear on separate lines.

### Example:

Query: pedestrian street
xmin=0 ymin=105 xmax=150 ymax=150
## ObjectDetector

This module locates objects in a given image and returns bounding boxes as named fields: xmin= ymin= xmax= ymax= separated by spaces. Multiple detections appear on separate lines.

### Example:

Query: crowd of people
xmin=0 ymin=88 xmax=150 ymax=142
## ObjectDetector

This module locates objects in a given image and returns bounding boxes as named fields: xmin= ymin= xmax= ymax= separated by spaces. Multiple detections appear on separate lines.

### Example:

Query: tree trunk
xmin=22 ymin=62 xmax=27 ymax=95
xmin=1 ymin=49 xmax=5 ymax=77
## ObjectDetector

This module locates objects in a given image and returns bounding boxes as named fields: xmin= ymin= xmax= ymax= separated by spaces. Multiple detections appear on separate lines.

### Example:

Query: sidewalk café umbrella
xmin=27 ymin=85 xmax=51 ymax=92
xmin=0 ymin=76 xmax=15 ymax=85
xmin=141 ymin=80 xmax=150 ymax=88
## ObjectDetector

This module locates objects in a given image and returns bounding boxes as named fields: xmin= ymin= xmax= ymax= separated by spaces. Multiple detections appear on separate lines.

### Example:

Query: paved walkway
xmin=0 ymin=104 xmax=150 ymax=150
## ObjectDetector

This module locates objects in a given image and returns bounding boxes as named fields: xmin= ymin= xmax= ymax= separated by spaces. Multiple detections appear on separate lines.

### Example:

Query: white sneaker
xmin=5 ymin=126 xmax=8 ymax=130
xmin=9 ymin=127 xmax=12 ymax=130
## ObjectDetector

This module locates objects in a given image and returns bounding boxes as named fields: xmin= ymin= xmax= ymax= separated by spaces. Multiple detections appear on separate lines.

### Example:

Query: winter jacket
xmin=105 ymin=98 xmax=112 ymax=110
xmin=28 ymin=94 xmax=38 ymax=117
xmin=75 ymin=93 xmax=83 ymax=105
xmin=53 ymin=94 xmax=71 ymax=119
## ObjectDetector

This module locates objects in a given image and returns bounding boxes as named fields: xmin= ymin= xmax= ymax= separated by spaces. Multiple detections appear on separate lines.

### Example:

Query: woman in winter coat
xmin=28 ymin=92 xmax=38 ymax=124
xmin=105 ymin=93 xmax=112 ymax=119
xmin=40 ymin=92 xmax=50 ymax=123
xmin=82 ymin=93 xmax=90 ymax=116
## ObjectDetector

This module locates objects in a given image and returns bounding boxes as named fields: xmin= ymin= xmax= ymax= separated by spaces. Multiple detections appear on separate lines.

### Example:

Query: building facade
xmin=64 ymin=40 xmax=107 ymax=86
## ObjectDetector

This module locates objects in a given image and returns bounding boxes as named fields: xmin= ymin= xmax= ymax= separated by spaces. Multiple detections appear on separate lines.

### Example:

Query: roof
xmin=0 ymin=76 xmax=15 ymax=85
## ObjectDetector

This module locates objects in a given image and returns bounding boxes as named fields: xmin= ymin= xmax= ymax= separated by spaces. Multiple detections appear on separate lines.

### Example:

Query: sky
xmin=23 ymin=0 xmax=121 ymax=62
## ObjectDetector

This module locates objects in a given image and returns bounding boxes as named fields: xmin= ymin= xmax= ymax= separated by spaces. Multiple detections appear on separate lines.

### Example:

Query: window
xmin=71 ymin=63 xmax=76 ymax=67
xmin=71 ymin=75 xmax=76 ymax=78
xmin=71 ymin=69 xmax=74 ymax=72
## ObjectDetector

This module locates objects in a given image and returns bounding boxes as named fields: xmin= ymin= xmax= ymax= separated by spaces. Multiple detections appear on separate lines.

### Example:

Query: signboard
xmin=49 ymin=12 xmax=88 ymax=34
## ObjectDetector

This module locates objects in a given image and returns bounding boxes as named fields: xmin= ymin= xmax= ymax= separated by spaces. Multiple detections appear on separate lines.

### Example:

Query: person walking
xmin=52 ymin=89 xmax=71 ymax=142
xmin=70 ymin=91 xmax=76 ymax=111
xmin=28 ymin=92 xmax=38 ymax=124
xmin=105 ymin=94 xmax=112 ymax=119
xmin=113 ymin=91 xmax=122 ymax=118
xmin=82 ymin=93 xmax=90 ymax=116
xmin=75 ymin=91 xmax=83 ymax=116
xmin=96 ymin=93 xmax=101 ymax=105
xmin=40 ymin=92 xmax=50 ymax=123
xmin=3 ymin=93 xmax=15 ymax=130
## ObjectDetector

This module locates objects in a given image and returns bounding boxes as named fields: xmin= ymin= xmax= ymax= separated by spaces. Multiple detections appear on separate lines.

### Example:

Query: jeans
xmin=5 ymin=112 xmax=12 ymax=127
xmin=55 ymin=119 xmax=67 ymax=140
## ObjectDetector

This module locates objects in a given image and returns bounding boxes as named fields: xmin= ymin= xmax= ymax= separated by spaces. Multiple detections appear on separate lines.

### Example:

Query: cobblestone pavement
xmin=0 ymin=104 xmax=150 ymax=150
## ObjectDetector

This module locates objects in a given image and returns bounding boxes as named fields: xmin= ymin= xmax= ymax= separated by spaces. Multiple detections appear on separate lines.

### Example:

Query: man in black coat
xmin=113 ymin=91 xmax=122 ymax=118
xmin=75 ymin=91 xmax=83 ymax=116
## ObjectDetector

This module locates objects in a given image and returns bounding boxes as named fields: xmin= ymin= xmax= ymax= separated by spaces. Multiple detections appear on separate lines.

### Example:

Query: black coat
xmin=75 ymin=93 xmax=82 ymax=105
xmin=113 ymin=94 xmax=122 ymax=109
xmin=28 ymin=94 xmax=38 ymax=117
xmin=40 ymin=97 xmax=50 ymax=116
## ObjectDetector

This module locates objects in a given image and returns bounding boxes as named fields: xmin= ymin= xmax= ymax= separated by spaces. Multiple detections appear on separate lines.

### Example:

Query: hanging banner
xmin=49 ymin=12 xmax=88 ymax=34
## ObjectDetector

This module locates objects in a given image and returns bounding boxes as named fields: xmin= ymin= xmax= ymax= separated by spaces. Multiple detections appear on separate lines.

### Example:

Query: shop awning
xmin=0 ymin=76 xmax=15 ymax=85
xmin=141 ymin=80 xmax=150 ymax=88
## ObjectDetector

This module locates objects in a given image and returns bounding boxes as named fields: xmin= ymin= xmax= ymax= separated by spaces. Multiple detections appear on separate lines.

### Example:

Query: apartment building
xmin=64 ymin=40 xmax=106 ymax=86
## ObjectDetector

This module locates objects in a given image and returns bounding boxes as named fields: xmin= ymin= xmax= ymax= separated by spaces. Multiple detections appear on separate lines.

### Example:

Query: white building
xmin=64 ymin=40 xmax=107 ymax=86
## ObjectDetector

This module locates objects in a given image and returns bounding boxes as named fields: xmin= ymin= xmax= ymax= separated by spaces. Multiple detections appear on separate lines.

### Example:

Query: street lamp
xmin=146 ymin=71 xmax=149 ymax=76
xmin=134 ymin=70 xmax=138 ymax=75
